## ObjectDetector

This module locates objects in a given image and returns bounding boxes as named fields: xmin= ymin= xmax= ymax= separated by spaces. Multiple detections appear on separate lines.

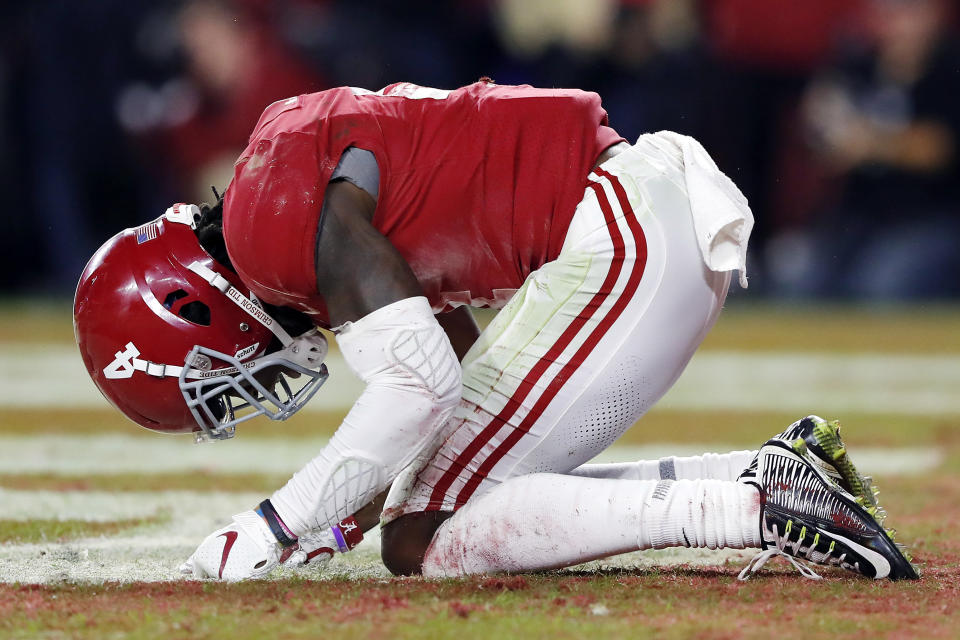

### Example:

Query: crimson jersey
xmin=223 ymin=81 xmax=623 ymax=324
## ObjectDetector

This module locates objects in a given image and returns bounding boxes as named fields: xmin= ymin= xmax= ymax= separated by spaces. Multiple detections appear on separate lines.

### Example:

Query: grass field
xmin=1 ymin=300 xmax=959 ymax=639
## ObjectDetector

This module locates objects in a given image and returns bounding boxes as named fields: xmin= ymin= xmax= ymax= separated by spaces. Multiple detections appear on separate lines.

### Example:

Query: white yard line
xmin=0 ymin=486 xmax=750 ymax=584
xmin=0 ymin=490 xmax=388 ymax=583
xmin=657 ymin=351 xmax=960 ymax=415
xmin=0 ymin=435 xmax=938 ymax=584
xmin=3 ymin=346 xmax=960 ymax=414
xmin=0 ymin=497 xmax=752 ymax=585
xmin=1 ymin=343 xmax=952 ymax=584
xmin=1 ymin=437 xmax=939 ymax=524
xmin=0 ymin=434 xmax=943 ymax=477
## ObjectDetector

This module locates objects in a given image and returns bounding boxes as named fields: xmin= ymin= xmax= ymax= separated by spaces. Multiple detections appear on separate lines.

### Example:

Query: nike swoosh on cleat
xmin=828 ymin=530 xmax=892 ymax=579
xmin=218 ymin=531 xmax=239 ymax=579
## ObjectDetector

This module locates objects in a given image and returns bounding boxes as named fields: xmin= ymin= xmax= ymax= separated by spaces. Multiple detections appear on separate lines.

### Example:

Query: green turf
xmin=0 ymin=299 xmax=74 ymax=344
xmin=4 ymin=300 xmax=960 ymax=638
xmin=3 ymin=406 xmax=957 ymax=450
xmin=0 ymin=471 xmax=288 ymax=493
xmin=2 ymin=567 xmax=958 ymax=640
xmin=699 ymin=302 xmax=960 ymax=353
xmin=0 ymin=514 xmax=170 ymax=544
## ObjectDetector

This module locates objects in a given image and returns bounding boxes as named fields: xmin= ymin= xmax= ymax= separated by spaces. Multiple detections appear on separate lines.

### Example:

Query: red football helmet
xmin=74 ymin=203 xmax=329 ymax=441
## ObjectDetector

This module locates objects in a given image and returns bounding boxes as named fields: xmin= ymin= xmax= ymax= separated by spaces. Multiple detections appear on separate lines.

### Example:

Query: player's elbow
xmin=386 ymin=361 xmax=461 ymax=428
xmin=389 ymin=338 xmax=462 ymax=413
xmin=432 ymin=367 xmax=462 ymax=411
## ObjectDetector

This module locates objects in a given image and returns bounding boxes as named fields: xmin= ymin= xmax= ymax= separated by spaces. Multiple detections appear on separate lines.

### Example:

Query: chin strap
xmin=102 ymin=341 xmax=240 ymax=380
xmin=186 ymin=261 xmax=293 ymax=346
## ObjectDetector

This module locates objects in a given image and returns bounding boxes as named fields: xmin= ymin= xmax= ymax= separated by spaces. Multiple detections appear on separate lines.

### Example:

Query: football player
xmin=75 ymin=81 xmax=916 ymax=581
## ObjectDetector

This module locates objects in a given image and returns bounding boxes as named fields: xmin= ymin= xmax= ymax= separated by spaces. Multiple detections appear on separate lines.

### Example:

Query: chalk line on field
xmin=0 ymin=517 xmax=751 ymax=585
xmin=0 ymin=489 xmax=388 ymax=584
xmin=3 ymin=341 xmax=954 ymax=584
xmin=0 ymin=437 xmax=942 ymax=583
xmin=0 ymin=434 xmax=943 ymax=476
xmin=0 ymin=436 xmax=943 ymax=521
xmin=4 ymin=346 xmax=960 ymax=414
xmin=0 ymin=484 xmax=755 ymax=584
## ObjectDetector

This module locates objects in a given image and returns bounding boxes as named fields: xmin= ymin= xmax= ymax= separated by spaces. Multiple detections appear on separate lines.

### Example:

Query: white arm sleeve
xmin=270 ymin=296 xmax=461 ymax=535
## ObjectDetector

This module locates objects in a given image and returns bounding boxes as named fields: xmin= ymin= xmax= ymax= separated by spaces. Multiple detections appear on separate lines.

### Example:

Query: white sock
xmin=570 ymin=450 xmax=756 ymax=482
xmin=421 ymin=473 xmax=761 ymax=577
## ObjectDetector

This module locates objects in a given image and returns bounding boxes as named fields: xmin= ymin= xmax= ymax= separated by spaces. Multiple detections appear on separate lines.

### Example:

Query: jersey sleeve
xmin=223 ymin=89 xmax=385 ymax=327
xmin=225 ymin=131 xmax=327 ymax=310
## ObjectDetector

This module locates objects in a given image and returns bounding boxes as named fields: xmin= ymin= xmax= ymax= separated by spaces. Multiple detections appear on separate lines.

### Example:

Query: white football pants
xmin=382 ymin=132 xmax=754 ymax=555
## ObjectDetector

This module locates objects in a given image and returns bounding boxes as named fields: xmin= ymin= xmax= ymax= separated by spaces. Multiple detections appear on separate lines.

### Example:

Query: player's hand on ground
xmin=180 ymin=510 xmax=283 ymax=581
xmin=278 ymin=528 xmax=337 ymax=570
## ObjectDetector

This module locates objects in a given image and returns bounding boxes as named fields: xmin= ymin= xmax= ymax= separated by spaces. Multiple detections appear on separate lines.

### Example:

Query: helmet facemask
xmin=175 ymin=257 xmax=330 ymax=442
xmin=180 ymin=331 xmax=329 ymax=442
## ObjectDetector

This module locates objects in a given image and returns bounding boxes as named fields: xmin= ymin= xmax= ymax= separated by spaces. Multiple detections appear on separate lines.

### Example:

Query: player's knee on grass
xmin=381 ymin=512 xmax=451 ymax=576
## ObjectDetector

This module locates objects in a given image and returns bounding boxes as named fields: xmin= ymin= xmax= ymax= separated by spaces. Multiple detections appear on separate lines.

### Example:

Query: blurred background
xmin=2 ymin=0 xmax=959 ymax=301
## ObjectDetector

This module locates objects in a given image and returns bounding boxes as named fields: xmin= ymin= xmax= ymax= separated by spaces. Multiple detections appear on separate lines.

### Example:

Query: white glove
xmin=279 ymin=516 xmax=364 ymax=569
xmin=280 ymin=529 xmax=336 ymax=569
xmin=180 ymin=510 xmax=283 ymax=581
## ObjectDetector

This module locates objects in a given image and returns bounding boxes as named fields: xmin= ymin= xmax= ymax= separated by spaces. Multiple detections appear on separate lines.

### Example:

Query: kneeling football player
xmin=75 ymin=81 xmax=916 ymax=581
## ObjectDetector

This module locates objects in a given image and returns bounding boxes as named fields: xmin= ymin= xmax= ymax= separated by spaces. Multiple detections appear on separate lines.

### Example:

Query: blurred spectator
xmin=769 ymin=0 xmax=960 ymax=299
xmin=494 ymin=0 xmax=617 ymax=59
xmin=576 ymin=1 xmax=710 ymax=143
xmin=2 ymin=0 xmax=958 ymax=300
xmin=698 ymin=0 xmax=864 ymax=289
xmin=275 ymin=1 xmax=504 ymax=96
xmin=703 ymin=0 xmax=864 ymax=71
xmin=119 ymin=0 xmax=324 ymax=203
xmin=589 ymin=0 xmax=709 ymax=141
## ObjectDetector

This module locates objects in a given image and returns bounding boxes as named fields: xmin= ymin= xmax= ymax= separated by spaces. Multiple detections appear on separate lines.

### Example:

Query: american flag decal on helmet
xmin=135 ymin=223 xmax=159 ymax=244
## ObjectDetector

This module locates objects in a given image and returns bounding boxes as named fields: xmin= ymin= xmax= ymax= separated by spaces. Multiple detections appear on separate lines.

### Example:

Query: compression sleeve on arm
xmin=269 ymin=296 xmax=462 ymax=535
xmin=330 ymin=147 xmax=380 ymax=200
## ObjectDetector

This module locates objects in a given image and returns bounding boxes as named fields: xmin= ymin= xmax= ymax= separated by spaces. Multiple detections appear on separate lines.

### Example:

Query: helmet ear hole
xmin=179 ymin=301 xmax=211 ymax=326
xmin=163 ymin=289 xmax=189 ymax=309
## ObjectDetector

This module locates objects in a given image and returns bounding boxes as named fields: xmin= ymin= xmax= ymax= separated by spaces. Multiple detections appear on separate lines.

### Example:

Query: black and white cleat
xmin=739 ymin=439 xmax=919 ymax=581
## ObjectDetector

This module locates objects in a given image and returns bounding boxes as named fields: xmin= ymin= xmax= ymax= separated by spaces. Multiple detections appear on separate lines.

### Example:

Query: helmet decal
xmin=191 ymin=353 xmax=213 ymax=371
xmin=103 ymin=342 xmax=140 ymax=380
xmin=134 ymin=223 xmax=159 ymax=244
xmin=234 ymin=343 xmax=260 ymax=360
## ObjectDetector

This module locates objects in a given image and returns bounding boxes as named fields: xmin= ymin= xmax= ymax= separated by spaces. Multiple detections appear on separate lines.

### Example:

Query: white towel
xmin=651 ymin=132 xmax=754 ymax=288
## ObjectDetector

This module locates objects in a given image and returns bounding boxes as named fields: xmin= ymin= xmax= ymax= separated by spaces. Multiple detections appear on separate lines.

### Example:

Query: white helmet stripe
xmin=187 ymin=261 xmax=294 ymax=346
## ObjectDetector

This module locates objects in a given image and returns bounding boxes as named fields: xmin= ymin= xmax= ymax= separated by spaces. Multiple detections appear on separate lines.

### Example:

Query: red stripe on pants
xmin=427 ymin=170 xmax=647 ymax=510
